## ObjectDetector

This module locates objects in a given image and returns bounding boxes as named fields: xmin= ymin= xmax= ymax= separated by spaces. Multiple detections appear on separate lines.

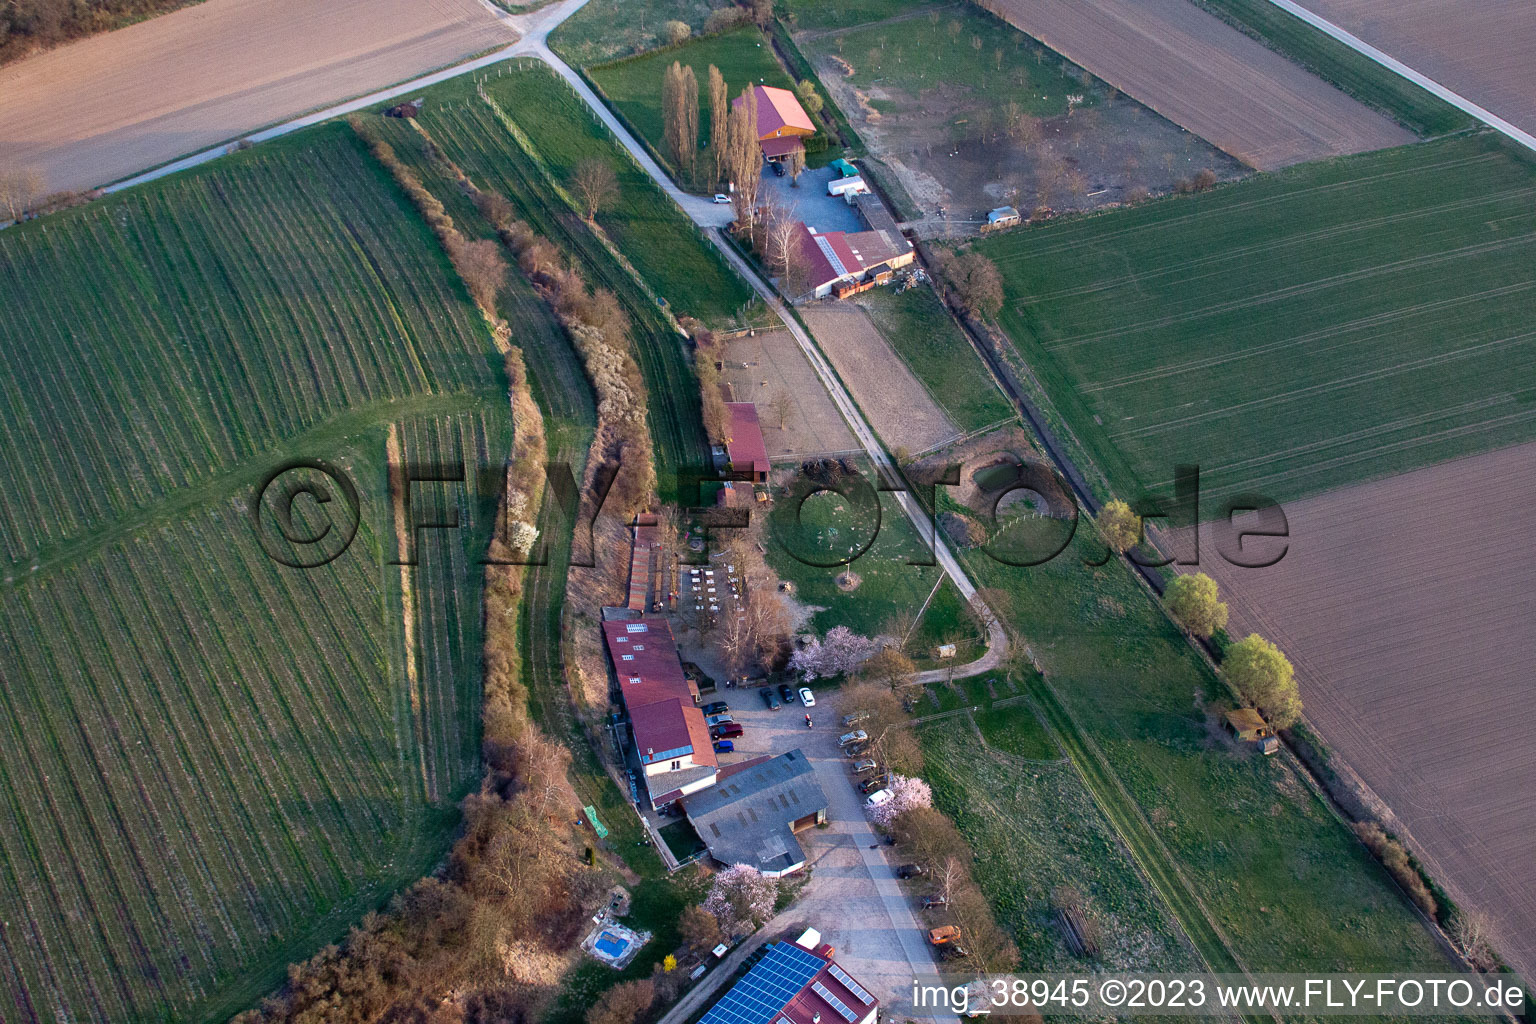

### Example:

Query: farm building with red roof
xmin=602 ymin=617 xmax=717 ymax=805
xmin=725 ymin=402 xmax=770 ymax=483
xmin=733 ymin=84 xmax=816 ymax=161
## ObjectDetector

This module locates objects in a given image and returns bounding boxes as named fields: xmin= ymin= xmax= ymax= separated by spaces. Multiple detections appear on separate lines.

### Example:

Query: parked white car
xmin=713 ymin=193 xmax=731 ymax=204
xmin=865 ymin=789 xmax=893 ymax=807
xmin=838 ymin=730 xmax=868 ymax=747
xmin=799 ymin=687 xmax=815 ymax=707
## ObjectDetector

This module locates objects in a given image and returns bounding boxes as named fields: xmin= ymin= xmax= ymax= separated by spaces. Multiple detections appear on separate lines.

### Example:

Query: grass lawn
xmin=767 ymin=483 xmax=944 ymax=640
xmin=803 ymin=5 xmax=1093 ymax=121
xmin=659 ymin=818 xmax=707 ymax=861
xmin=856 ymin=286 xmax=1016 ymax=436
xmin=973 ymin=133 xmax=1536 ymax=513
xmin=952 ymin=530 xmax=1472 ymax=979
xmin=920 ymin=715 xmax=1201 ymax=970
xmin=1189 ymin=0 xmax=1474 ymax=137
xmin=550 ymin=0 xmax=736 ymax=68
xmin=589 ymin=26 xmax=798 ymax=187
xmin=904 ymin=576 xmax=984 ymax=667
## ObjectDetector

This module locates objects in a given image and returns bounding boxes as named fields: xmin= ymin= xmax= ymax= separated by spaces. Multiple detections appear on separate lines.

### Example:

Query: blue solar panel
xmin=700 ymin=943 xmax=825 ymax=1024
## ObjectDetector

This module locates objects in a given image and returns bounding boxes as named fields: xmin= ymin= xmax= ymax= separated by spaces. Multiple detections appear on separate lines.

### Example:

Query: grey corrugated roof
xmin=682 ymin=750 xmax=827 ymax=873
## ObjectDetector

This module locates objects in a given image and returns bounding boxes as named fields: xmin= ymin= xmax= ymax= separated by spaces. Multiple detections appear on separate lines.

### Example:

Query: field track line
xmin=1264 ymin=0 xmax=1536 ymax=154
xmin=1116 ymin=330 xmax=1536 ymax=439
xmin=1081 ymin=280 xmax=1536 ymax=392
xmin=1050 ymin=231 xmax=1536 ymax=352
xmin=1014 ymin=184 xmax=1536 ymax=306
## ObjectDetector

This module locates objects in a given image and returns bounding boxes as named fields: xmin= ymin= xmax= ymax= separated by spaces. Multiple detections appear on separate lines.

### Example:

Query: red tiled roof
xmin=629 ymin=699 xmax=718 ymax=767
xmin=602 ymin=618 xmax=718 ymax=767
xmin=781 ymin=960 xmax=879 ymax=1024
xmin=603 ymin=618 xmax=688 ymax=709
xmin=733 ymin=84 xmax=815 ymax=138
xmin=725 ymin=402 xmax=770 ymax=476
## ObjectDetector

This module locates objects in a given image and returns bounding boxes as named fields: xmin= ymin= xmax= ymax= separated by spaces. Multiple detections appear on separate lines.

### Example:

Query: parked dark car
xmin=714 ymin=739 xmax=735 ymax=753
xmin=711 ymin=722 xmax=744 ymax=739
xmin=842 ymin=711 xmax=870 ymax=727
xmin=897 ymin=863 xmax=928 ymax=879
xmin=859 ymin=776 xmax=890 ymax=795
xmin=760 ymin=687 xmax=780 ymax=710
xmin=844 ymin=742 xmax=869 ymax=758
xmin=921 ymin=895 xmax=949 ymax=910
xmin=778 ymin=683 xmax=795 ymax=703
xmin=772 ymin=161 xmax=785 ymax=176
xmin=703 ymin=701 xmax=730 ymax=716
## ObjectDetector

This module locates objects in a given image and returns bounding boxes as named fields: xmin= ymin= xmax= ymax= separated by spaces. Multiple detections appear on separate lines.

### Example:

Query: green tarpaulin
xmin=583 ymin=805 xmax=608 ymax=839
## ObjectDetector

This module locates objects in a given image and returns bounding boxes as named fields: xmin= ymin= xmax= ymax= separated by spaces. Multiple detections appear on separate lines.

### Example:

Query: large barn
xmin=734 ymin=84 xmax=816 ymax=161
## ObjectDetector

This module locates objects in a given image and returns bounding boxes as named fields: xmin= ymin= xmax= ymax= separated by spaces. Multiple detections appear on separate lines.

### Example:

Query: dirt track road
xmin=1191 ymin=440 xmax=1536 ymax=983
xmin=0 ymin=0 xmax=516 ymax=193
xmin=986 ymin=0 xmax=1412 ymax=169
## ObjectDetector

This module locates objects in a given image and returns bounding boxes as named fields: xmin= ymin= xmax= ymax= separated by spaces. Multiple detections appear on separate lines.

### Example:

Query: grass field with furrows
xmin=920 ymin=711 xmax=1201 ymax=971
xmin=951 ymin=533 xmax=1474 ymax=986
xmin=384 ymin=67 xmax=718 ymax=501
xmin=0 ymin=123 xmax=520 ymax=1023
xmin=0 ymin=126 xmax=497 ymax=572
xmin=975 ymin=134 xmax=1536 ymax=513
xmin=475 ymin=62 xmax=757 ymax=326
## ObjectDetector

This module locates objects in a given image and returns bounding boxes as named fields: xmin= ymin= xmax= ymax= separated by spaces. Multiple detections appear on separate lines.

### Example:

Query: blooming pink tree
xmin=789 ymin=626 xmax=884 ymax=680
xmin=703 ymin=863 xmax=778 ymax=933
xmin=867 ymin=774 xmax=933 ymax=829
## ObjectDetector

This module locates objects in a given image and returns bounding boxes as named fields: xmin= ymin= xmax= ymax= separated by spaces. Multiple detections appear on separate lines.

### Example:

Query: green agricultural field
xmin=0 ymin=126 xmax=517 ymax=1023
xmin=767 ymin=485 xmax=943 ymax=640
xmin=373 ymin=66 xmax=719 ymax=501
xmin=803 ymin=5 xmax=1093 ymax=120
xmin=549 ymin=0 xmax=736 ymax=68
xmin=1190 ymin=0 xmax=1474 ymax=137
xmin=856 ymin=286 xmax=1016 ymax=436
xmin=588 ymin=26 xmax=797 ymax=184
xmin=950 ymin=531 xmax=1474 ymax=981
xmin=475 ymin=62 xmax=757 ymax=327
xmin=975 ymin=134 xmax=1536 ymax=513
xmin=781 ymin=0 xmax=932 ymax=32
xmin=920 ymin=714 xmax=1201 ymax=970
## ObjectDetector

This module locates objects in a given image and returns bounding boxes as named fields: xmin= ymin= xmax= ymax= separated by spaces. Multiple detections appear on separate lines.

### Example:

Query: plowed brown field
xmin=0 ymin=0 xmax=515 ymax=193
xmin=985 ymin=0 xmax=1412 ymax=169
xmin=1297 ymin=0 xmax=1536 ymax=136
xmin=1191 ymin=440 xmax=1536 ymax=981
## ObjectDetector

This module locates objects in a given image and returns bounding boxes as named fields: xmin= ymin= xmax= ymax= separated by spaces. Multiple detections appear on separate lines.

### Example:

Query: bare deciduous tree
xmin=768 ymin=389 xmax=793 ymax=430
xmin=662 ymin=62 xmax=700 ymax=181
xmin=571 ymin=158 xmax=619 ymax=222
xmin=726 ymin=85 xmax=761 ymax=231
xmin=708 ymin=65 xmax=729 ymax=184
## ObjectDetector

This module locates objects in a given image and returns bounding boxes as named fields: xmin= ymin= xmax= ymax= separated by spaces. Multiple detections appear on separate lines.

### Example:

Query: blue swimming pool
xmin=595 ymin=930 xmax=630 ymax=959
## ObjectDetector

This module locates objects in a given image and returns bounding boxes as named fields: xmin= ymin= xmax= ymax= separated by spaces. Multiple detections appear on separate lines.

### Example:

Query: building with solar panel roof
xmin=699 ymin=937 xmax=879 ymax=1024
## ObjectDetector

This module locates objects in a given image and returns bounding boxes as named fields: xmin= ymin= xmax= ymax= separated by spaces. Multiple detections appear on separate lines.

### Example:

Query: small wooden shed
xmin=1224 ymin=708 xmax=1279 ymax=754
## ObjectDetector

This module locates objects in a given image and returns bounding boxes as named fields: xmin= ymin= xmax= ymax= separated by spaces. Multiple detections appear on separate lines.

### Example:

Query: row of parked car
xmin=758 ymin=683 xmax=815 ymax=710
xmin=702 ymin=700 xmax=741 ymax=750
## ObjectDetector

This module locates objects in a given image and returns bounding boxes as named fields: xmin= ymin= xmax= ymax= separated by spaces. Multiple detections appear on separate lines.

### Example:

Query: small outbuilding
xmin=1224 ymin=708 xmax=1279 ymax=754
xmin=827 ymin=174 xmax=868 ymax=199
xmin=987 ymin=205 xmax=1021 ymax=228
